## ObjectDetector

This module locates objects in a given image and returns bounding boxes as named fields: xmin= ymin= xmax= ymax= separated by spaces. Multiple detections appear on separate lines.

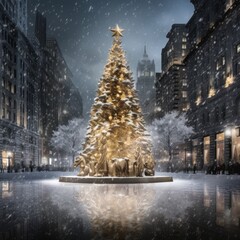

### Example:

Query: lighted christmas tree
xmin=74 ymin=25 xmax=155 ymax=177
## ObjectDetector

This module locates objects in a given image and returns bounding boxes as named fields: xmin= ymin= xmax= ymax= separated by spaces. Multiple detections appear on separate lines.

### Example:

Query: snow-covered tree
xmin=74 ymin=25 xmax=155 ymax=177
xmin=148 ymin=111 xmax=194 ymax=162
xmin=51 ymin=118 xmax=86 ymax=165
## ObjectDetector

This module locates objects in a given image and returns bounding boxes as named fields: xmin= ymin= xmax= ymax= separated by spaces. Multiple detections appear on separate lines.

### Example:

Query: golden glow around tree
xmin=74 ymin=25 xmax=155 ymax=177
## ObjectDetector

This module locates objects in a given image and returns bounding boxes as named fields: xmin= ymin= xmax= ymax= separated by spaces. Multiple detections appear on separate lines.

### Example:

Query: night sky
xmin=28 ymin=0 xmax=194 ymax=116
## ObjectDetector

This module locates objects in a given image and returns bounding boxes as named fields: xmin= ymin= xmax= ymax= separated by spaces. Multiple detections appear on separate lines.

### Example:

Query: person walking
xmin=193 ymin=164 xmax=197 ymax=174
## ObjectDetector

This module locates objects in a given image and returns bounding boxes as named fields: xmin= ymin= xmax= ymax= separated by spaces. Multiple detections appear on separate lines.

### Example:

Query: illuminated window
xmin=237 ymin=43 xmax=240 ymax=53
xmin=222 ymin=56 xmax=225 ymax=65
xmin=182 ymin=44 xmax=187 ymax=49
xmin=144 ymin=71 xmax=149 ymax=77
xmin=182 ymin=37 xmax=187 ymax=42
xmin=182 ymin=79 xmax=187 ymax=86
xmin=182 ymin=91 xmax=187 ymax=98
xmin=236 ymin=127 xmax=240 ymax=137
xmin=216 ymin=56 xmax=225 ymax=70
xmin=203 ymin=136 xmax=210 ymax=165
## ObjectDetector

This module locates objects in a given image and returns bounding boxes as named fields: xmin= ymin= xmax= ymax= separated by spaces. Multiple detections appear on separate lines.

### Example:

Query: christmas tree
xmin=74 ymin=25 xmax=155 ymax=177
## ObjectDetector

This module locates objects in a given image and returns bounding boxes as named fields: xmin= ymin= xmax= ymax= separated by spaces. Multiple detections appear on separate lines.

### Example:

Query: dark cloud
xmin=28 ymin=0 xmax=194 ymax=116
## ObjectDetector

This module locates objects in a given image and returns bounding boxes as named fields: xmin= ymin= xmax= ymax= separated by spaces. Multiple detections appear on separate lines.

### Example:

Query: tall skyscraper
xmin=136 ymin=46 xmax=155 ymax=121
xmin=16 ymin=0 xmax=27 ymax=34
xmin=35 ymin=11 xmax=46 ymax=47
xmin=0 ymin=0 xmax=27 ymax=34
xmin=34 ymin=12 xmax=83 ymax=166
xmin=155 ymin=24 xmax=188 ymax=116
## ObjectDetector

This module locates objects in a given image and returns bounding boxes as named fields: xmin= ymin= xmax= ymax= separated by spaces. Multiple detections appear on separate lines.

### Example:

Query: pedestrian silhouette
xmin=193 ymin=164 xmax=197 ymax=174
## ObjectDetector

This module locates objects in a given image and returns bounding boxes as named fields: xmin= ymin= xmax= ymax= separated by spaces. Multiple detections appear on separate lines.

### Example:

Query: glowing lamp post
xmin=225 ymin=127 xmax=232 ymax=163
xmin=225 ymin=128 xmax=232 ymax=137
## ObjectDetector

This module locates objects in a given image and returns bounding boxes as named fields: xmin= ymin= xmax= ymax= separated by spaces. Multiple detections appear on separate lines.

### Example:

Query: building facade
xmin=0 ymin=0 xmax=40 ymax=171
xmin=39 ymin=38 xmax=83 ymax=166
xmin=156 ymin=24 xmax=189 ymax=117
xmin=136 ymin=46 xmax=155 ymax=122
xmin=185 ymin=0 xmax=240 ymax=169
xmin=34 ymin=12 xmax=83 ymax=167
xmin=34 ymin=11 xmax=46 ymax=48
xmin=0 ymin=4 xmax=83 ymax=171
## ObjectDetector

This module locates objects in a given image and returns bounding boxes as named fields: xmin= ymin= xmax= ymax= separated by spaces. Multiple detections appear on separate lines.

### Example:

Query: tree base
xmin=59 ymin=176 xmax=173 ymax=184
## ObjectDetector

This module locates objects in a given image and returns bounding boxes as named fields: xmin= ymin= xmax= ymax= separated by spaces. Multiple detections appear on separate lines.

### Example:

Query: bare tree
xmin=51 ymin=118 xmax=86 ymax=165
xmin=148 ymin=111 xmax=194 ymax=163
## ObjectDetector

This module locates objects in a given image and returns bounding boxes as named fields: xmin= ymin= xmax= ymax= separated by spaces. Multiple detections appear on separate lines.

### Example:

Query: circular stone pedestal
xmin=59 ymin=176 xmax=173 ymax=184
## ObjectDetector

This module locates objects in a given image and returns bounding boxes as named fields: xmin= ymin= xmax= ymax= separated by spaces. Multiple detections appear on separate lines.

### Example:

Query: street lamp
xmin=225 ymin=128 xmax=232 ymax=137
xmin=184 ymin=148 xmax=187 ymax=173
xmin=185 ymin=149 xmax=191 ymax=173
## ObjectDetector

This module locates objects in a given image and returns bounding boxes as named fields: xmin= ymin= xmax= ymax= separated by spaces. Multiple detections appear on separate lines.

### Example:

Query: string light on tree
xmin=74 ymin=25 xmax=155 ymax=177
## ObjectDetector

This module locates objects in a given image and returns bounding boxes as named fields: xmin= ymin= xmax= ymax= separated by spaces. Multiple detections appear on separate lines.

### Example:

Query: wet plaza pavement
xmin=0 ymin=172 xmax=240 ymax=240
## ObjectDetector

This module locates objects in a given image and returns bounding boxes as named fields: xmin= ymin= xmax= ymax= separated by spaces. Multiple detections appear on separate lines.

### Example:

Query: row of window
xmin=1 ymin=126 xmax=37 ymax=145
xmin=1 ymin=29 xmax=16 ymax=48
xmin=201 ymin=107 xmax=223 ymax=126
xmin=2 ymin=79 xmax=16 ymax=94
xmin=201 ymin=98 xmax=240 ymax=126
xmin=195 ymin=63 xmax=240 ymax=103
xmin=2 ymin=47 xmax=16 ymax=63
xmin=2 ymin=93 xmax=17 ymax=109
xmin=2 ymin=108 xmax=16 ymax=122
xmin=1 ymin=0 xmax=15 ymax=18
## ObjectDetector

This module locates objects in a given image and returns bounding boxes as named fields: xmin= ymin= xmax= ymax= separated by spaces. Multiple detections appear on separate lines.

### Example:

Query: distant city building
xmin=0 ymin=5 xmax=83 ymax=171
xmin=185 ymin=0 xmax=240 ymax=169
xmin=35 ymin=11 xmax=46 ymax=48
xmin=35 ymin=12 xmax=83 ymax=166
xmin=136 ymin=46 xmax=155 ymax=122
xmin=0 ymin=0 xmax=40 ymax=171
xmin=39 ymin=38 xmax=83 ymax=166
xmin=16 ymin=0 xmax=27 ymax=34
xmin=155 ymin=24 xmax=188 ymax=117
xmin=0 ymin=0 xmax=27 ymax=34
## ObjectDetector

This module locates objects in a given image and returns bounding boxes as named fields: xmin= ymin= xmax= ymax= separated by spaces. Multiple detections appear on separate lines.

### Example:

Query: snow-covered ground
xmin=0 ymin=172 xmax=240 ymax=240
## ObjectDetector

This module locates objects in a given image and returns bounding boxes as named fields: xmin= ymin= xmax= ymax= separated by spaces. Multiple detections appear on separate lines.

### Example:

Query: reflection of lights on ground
xmin=1 ymin=181 xmax=13 ymax=198
xmin=42 ymin=179 xmax=61 ymax=186
xmin=74 ymin=184 xmax=156 ymax=239
xmin=1 ymin=174 xmax=239 ymax=239
xmin=43 ymin=176 xmax=196 ymax=239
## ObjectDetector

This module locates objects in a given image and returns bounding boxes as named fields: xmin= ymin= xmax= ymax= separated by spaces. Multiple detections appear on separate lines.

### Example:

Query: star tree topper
xmin=111 ymin=24 xmax=124 ymax=38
